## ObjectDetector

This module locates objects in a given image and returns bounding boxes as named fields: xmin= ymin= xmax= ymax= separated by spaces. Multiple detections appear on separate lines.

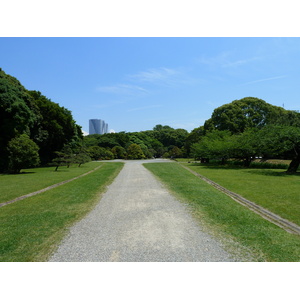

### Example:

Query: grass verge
xmin=0 ymin=162 xmax=103 ymax=204
xmin=183 ymin=162 xmax=300 ymax=226
xmin=144 ymin=162 xmax=300 ymax=262
xmin=0 ymin=162 xmax=124 ymax=262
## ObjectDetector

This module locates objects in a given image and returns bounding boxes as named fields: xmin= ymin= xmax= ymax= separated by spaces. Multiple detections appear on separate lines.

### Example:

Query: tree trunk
xmin=287 ymin=155 xmax=300 ymax=173
xmin=243 ymin=157 xmax=252 ymax=167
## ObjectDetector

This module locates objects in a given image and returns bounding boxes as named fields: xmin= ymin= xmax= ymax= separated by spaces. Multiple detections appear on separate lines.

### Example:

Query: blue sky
xmin=1 ymin=37 xmax=300 ymax=134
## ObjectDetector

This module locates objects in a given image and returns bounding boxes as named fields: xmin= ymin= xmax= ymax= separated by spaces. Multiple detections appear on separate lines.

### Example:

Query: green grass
xmin=184 ymin=162 xmax=300 ymax=226
xmin=0 ymin=162 xmax=124 ymax=262
xmin=144 ymin=162 xmax=300 ymax=262
xmin=0 ymin=162 xmax=102 ymax=204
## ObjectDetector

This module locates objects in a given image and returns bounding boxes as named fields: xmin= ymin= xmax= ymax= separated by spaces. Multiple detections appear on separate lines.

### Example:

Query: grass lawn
xmin=0 ymin=162 xmax=124 ymax=262
xmin=0 ymin=162 xmax=102 ymax=204
xmin=144 ymin=162 xmax=300 ymax=262
xmin=182 ymin=162 xmax=300 ymax=226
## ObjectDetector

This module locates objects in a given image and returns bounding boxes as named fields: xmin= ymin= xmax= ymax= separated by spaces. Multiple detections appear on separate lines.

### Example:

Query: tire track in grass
xmin=0 ymin=165 xmax=104 ymax=208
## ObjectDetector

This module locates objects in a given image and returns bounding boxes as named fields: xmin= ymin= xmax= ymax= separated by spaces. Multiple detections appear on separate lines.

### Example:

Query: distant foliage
xmin=83 ymin=125 xmax=189 ymax=160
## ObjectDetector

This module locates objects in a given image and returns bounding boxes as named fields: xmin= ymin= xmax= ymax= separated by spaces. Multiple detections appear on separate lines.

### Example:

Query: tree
xmin=204 ymin=97 xmax=286 ymax=134
xmin=151 ymin=125 xmax=188 ymax=149
xmin=229 ymin=129 xmax=260 ymax=167
xmin=111 ymin=146 xmax=126 ymax=159
xmin=87 ymin=146 xmax=114 ymax=160
xmin=0 ymin=69 xmax=39 ymax=171
xmin=258 ymin=125 xmax=300 ymax=173
xmin=153 ymin=124 xmax=172 ymax=131
xmin=28 ymin=90 xmax=82 ymax=165
xmin=169 ymin=146 xmax=183 ymax=158
xmin=1 ymin=69 xmax=84 ymax=172
xmin=185 ymin=126 xmax=205 ymax=156
xmin=191 ymin=130 xmax=232 ymax=163
xmin=126 ymin=143 xmax=146 ymax=159
xmin=51 ymin=149 xmax=73 ymax=171
xmin=74 ymin=152 xmax=91 ymax=167
xmin=7 ymin=134 xmax=40 ymax=173
xmin=87 ymin=145 xmax=103 ymax=160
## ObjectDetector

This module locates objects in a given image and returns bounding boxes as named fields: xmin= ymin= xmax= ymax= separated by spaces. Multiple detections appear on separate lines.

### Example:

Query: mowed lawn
xmin=0 ymin=162 xmax=104 ymax=204
xmin=144 ymin=162 xmax=300 ymax=262
xmin=0 ymin=162 xmax=124 ymax=262
xmin=183 ymin=162 xmax=300 ymax=226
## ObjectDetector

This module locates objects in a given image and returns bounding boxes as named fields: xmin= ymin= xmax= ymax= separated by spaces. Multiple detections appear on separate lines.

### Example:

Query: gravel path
xmin=49 ymin=160 xmax=234 ymax=262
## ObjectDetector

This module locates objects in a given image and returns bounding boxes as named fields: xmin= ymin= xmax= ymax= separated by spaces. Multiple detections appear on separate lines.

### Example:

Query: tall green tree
xmin=204 ymin=97 xmax=286 ymax=134
xmin=258 ymin=125 xmax=300 ymax=173
xmin=152 ymin=125 xmax=188 ymax=149
xmin=0 ymin=69 xmax=38 ymax=171
xmin=229 ymin=129 xmax=260 ymax=167
xmin=28 ymin=90 xmax=82 ymax=164
xmin=0 ymin=69 xmax=83 ymax=171
xmin=185 ymin=126 xmax=205 ymax=156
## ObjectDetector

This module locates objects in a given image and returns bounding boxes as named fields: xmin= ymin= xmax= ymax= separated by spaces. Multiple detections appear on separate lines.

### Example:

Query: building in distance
xmin=89 ymin=119 xmax=109 ymax=135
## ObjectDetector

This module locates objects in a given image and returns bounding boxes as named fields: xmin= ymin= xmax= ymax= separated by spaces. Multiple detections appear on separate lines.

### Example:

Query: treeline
xmin=189 ymin=97 xmax=300 ymax=173
xmin=83 ymin=97 xmax=300 ymax=173
xmin=84 ymin=124 xmax=189 ymax=161
xmin=0 ymin=68 xmax=83 ymax=173
xmin=2 ymin=68 xmax=300 ymax=174
xmin=0 ymin=68 xmax=189 ymax=173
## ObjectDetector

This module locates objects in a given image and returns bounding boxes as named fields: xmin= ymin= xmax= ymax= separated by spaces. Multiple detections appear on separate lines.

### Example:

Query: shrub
xmin=7 ymin=134 xmax=40 ymax=173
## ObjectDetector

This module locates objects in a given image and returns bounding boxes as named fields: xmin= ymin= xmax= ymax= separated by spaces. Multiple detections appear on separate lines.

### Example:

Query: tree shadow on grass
xmin=189 ymin=163 xmax=300 ymax=177
xmin=244 ymin=169 xmax=300 ymax=177
xmin=189 ymin=162 xmax=245 ymax=170
xmin=0 ymin=171 xmax=36 ymax=176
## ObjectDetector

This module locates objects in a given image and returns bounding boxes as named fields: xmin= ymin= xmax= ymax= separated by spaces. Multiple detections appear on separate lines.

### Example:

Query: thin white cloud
xmin=198 ymin=52 xmax=262 ymax=68
xmin=198 ymin=51 xmax=231 ymax=66
xmin=90 ymin=99 xmax=128 ymax=109
xmin=97 ymin=84 xmax=148 ymax=95
xmin=128 ymin=67 xmax=191 ymax=87
xmin=127 ymin=104 xmax=163 ymax=112
xmin=240 ymin=75 xmax=287 ymax=86
xmin=130 ymin=67 xmax=179 ymax=82
xmin=222 ymin=56 xmax=262 ymax=68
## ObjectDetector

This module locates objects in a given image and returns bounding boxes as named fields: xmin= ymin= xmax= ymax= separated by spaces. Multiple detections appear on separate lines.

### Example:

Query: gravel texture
xmin=49 ymin=159 xmax=235 ymax=262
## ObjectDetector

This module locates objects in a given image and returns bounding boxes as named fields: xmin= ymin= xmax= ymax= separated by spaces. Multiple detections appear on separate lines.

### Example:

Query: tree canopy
xmin=0 ymin=68 xmax=83 ymax=172
xmin=196 ymin=97 xmax=300 ymax=172
xmin=203 ymin=97 xmax=287 ymax=133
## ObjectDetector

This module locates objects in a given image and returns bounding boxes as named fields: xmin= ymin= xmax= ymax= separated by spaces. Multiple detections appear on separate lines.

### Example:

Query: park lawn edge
xmin=0 ymin=162 xmax=124 ymax=262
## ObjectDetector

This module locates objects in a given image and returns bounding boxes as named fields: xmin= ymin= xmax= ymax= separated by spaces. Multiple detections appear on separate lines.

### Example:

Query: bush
xmin=126 ymin=143 xmax=146 ymax=159
xmin=7 ymin=134 xmax=40 ymax=173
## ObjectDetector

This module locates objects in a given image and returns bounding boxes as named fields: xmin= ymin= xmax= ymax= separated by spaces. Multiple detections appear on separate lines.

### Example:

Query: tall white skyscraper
xmin=89 ymin=119 xmax=109 ymax=135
